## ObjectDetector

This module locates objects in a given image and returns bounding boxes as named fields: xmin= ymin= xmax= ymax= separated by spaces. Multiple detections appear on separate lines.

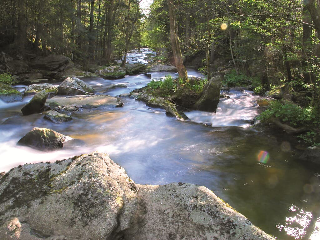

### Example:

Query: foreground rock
xmin=21 ymin=90 xmax=49 ymax=115
xmin=0 ymin=152 xmax=274 ymax=240
xmin=17 ymin=127 xmax=68 ymax=150
xmin=46 ymin=95 xmax=123 ymax=112
xmin=193 ymin=74 xmax=222 ymax=112
xmin=57 ymin=77 xmax=94 ymax=95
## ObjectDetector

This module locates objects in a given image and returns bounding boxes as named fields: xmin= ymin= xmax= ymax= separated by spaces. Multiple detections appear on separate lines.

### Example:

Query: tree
xmin=167 ymin=0 xmax=188 ymax=80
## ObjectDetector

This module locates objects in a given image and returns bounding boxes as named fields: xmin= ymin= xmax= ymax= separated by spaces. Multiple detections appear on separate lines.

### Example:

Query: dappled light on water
xmin=276 ymin=204 xmax=320 ymax=240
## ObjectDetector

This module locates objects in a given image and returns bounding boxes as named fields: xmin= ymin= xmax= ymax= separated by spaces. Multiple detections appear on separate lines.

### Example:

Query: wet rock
xmin=25 ymin=83 xmax=58 ymax=95
xmin=57 ymin=77 xmax=94 ymax=95
xmin=193 ymin=74 xmax=222 ymax=112
xmin=97 ymin=65 xmax=126 ymax=79
xmin=125 ymin=63 xmax=147 ymax=75
xmin=0 ymin=92 xmax=22 ymax=103
xmin=46 ymin=95 xmax=123 ymax=111
xmin=44 ymin=110 xmax=72 ymax=123
xmin=0 ymin=152 xmax=274 ymax=240
xmin=17 ymin=127 xmax=68 ymax=150
xmin=298 ymin=146 xmax=320 ymax=164
xmin=134 ymin=91 xmax=188 ymax=121
xmin=30 ymin=54 xmax=71 ymax=72
xmin=21 ymin=90 xmax=49 ymax=115
xmin=148 ymin=64 xmax=177 ymax=72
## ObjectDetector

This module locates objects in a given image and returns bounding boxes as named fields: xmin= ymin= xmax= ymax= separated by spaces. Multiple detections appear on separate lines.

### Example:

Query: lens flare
xmin=221 ymin=23 xmax=228 ymax=30
xmin=258 ymin=151 xmax=270 ymax=164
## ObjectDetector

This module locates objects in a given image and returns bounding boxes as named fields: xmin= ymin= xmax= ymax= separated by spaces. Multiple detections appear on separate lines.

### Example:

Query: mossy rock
xmin=125 ymin=63 xmax=147 ymax=75
xmin=21 ymin=90 xmax=49 ymax=115
xmin=17 ymin=127 xmax=67 ymax=151
xmin=0 ymin=83 xmax=22 ymax=103
xmin=44 ymin=110 xmax=72 ymax=123
xmin=97 ymin=66 xmax=126 ymax=79
xmin=25 ymin=83 xmax=58 ymax=95
xmin=57 ymin=77 xmax=94 ymax=95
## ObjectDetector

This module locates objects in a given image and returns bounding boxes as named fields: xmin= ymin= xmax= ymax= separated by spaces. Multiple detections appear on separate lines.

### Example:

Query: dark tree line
xmin=0 ymin=0 xmax=143 ymax=65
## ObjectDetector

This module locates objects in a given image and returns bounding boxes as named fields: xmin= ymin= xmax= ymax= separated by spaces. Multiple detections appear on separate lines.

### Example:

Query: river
xmin=0 ymin=51 xmax=320 ymax=239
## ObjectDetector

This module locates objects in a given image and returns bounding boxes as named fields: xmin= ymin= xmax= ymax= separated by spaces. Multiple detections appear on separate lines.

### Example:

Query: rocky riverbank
xmin=0 ymin=152 xmax=274 ymax=240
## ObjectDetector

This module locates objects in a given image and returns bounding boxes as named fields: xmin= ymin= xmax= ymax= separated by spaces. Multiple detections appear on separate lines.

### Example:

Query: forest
xmin=0 ymin=0 xmax=320 ymax=145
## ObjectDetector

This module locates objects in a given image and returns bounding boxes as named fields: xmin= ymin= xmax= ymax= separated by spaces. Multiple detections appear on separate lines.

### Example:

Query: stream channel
xmin=0 ymin=50 xmax=320 ymax=239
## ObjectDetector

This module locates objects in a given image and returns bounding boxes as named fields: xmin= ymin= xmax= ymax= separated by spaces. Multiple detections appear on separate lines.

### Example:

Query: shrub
xmin=0 ymin=73 xmax=13 ymax=85
xmin=258 ymin=100 xmax=310 ymax=127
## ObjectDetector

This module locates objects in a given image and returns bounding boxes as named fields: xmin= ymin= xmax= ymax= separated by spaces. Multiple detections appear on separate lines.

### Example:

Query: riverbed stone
xmin=0 ymin=152 xmax=275 ymax=240
xmin=148 ymin=64 xmax=177 ymax=72
xmin=57 ymin=77 xmax=94 ymax=95
xmin=44 ymin=110 xmax=72 ymax=123
xmin=134 ymin=91 xmax=188 ymax=121
xmin=25 ymin=83 xmax=58 ymax=95
xmin=17 ymin=127 xmax=67 ymax=150
xmin=97 ymin=65 xmax=126 ymax=79
xmin=46 ymin=95 xmax=123 ymax=111
xmin=21 ymin=90 xmax=49 ymax=115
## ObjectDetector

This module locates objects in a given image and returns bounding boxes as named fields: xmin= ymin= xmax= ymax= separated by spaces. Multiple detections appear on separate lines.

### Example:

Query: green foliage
xmin=147 ymin=75 xmax=175 ymax=96
xmin=147 ymin=75 xmax=208 ymax=97
xmin=0 ymin=73 xmax=13 ymax=85
xmin=224 ymin=70 xmax=258 ymax=88
xmin=258 ymin=100 xmax=311 ymax=127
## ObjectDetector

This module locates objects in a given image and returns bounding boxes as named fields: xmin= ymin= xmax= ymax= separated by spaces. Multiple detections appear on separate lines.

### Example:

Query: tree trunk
xmin=89 ymin=0 xmax=95 ymax=61
xmin=15 ymin=0 xmax=27 ymax=54
xmin=167 ymin=0 xmax=188 ymax=80
xmin=305 ymin=0 xmax=320 ymax=39
xmin=76 ymin=0 xmax=82 ymax=52
xmin=104 ymin=0 xmax=115 ymax=63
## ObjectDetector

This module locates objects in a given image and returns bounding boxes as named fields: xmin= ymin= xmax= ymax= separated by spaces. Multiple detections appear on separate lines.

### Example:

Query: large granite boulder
xmin=193 ymin=74 xmax=222 ymax=112
xmin=17 ymin=127 xmax=68 ymax=150
xmin=21 ymin=90 xmax=49 ymax=115
xmin=30 ymin=55 xmax=71 ymax=72
xmin=0 ymin=152 xmax=274 ymax=240
xmin=57 ymin=77 xmax=94 ymax=95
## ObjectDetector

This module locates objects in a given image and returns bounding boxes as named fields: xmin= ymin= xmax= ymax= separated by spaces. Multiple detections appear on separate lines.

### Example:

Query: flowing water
xmin=1 ymin=55 xmax=320 ymax=239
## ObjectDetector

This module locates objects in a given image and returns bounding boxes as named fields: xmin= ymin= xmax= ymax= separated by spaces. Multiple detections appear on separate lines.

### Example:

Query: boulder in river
xmin=57 ymin=77 xmax=94 ymax=95
xmin=24 ymin=83 xmax=58 ymax=95
xmin=46 ymin=95 xmax=123 ymax=111
xmin=125 ymin=63 xmax=147 ymax=75
xmin=0 ymin=152 xmax=274 ymax=240
xmin=148 ymin=64 xmax=177 ymax=72
xmin=21 ymin=90 xmax=49 ymax=115
xmin=97 ymin=65 xmax=126 ymax=79
xmin=17 ymin=127 xmax=68 ymax=150
xmin=193 ymin=74 xmax=222 ymax=112
xmin=44 ymin=110 xmax=72 ymax=123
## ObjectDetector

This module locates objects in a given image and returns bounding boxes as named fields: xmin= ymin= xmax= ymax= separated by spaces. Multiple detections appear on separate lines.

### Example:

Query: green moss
xmin=0 ymin=82 xmax=20 ymax=95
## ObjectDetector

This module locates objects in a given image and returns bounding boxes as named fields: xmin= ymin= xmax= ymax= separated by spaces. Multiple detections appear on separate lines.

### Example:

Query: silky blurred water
xmin=0 ymin=64 xmax=319 ymax=239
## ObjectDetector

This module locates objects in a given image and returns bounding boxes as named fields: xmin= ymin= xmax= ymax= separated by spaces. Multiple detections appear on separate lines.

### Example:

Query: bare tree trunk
xmin=167 ymin=0 xmax=188 ymax=80
xmin=15 ymin=0 xmax=27 ymax=54
xmin=104 ymin=0 xmax=115 ymax=63
xmin=89 ymin=0 xmax=95 ymax=61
